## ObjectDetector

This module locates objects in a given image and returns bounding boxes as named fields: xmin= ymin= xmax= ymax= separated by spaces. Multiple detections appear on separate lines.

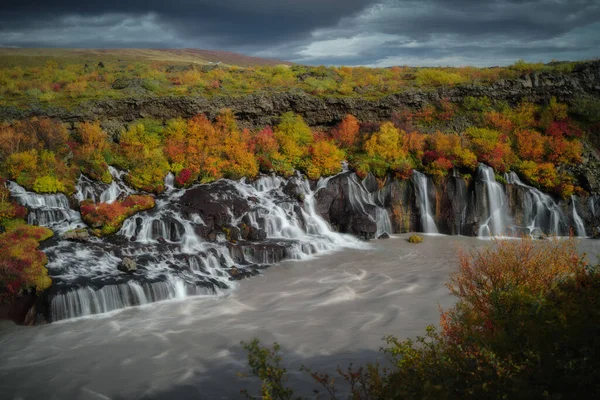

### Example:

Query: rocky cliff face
xmin=2 ymin=61 xmax=599 ymax=130
xmin=315 ymin=170 xmax=600 ymax=239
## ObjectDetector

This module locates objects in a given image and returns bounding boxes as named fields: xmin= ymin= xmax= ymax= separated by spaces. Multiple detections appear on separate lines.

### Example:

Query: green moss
xmin=408 ymin=235 xmax=424 ymax=244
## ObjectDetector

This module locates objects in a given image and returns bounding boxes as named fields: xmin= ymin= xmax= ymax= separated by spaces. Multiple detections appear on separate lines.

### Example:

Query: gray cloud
xmin=0 ymin=0 xmax=598 ymax=66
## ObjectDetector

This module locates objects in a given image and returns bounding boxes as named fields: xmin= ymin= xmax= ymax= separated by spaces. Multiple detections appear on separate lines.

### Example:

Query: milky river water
xmin=1 ymin=235 xmax=598 ymax=399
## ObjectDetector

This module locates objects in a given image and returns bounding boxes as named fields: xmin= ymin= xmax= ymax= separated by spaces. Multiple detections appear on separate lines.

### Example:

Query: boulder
xmin=377 ymin=232 xmax=390 ymax=239
xmin=117 ymin=257 xmax=137 ymax=274
xmin=62 ymin=229 xmax=91 ymax=242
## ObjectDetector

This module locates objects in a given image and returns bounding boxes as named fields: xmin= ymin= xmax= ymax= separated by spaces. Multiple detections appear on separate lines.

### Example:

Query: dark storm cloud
xmin=0 ymin=0 xmax=376 ymax=47
xmin=0 ymin=0 xmax=598 ymax=66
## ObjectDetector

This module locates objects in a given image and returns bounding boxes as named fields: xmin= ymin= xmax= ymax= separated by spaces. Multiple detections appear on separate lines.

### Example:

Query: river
xmin=0 ymin=235 xmax=598 ymax=399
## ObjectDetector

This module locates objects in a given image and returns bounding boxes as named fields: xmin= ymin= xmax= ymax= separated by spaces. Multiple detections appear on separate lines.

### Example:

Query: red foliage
xmin=175 ymin=168 xmax=193 ymax=187
xmin=0 ymin=224 xmax=53 ymax=303
xmin=546 ymin=120 xmax=583 ymax=138
xmin=81 ymin=195 xmax=155 ymax=235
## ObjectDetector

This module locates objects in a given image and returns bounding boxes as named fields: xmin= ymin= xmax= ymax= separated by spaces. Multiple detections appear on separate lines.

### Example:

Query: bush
xmin=415 ymin=69 xmax=467 ymax=87
xmin=80 ymin=195 xmax=155 ymax=236
xmin=32 ymin=175 xmax=66 ymax=193
xmin=0 ymin=223 xmax=53 ymax=303
xmin=408 ymin=235 xmax=423 ymax=243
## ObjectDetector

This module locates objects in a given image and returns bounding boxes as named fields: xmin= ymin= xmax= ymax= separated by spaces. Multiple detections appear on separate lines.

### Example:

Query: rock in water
xmin=118 ymin=257 xmax=137 ymax=274
xmin=62 ymin=229 xmax=91 ymax=242
xmin=377 ymin=232 xmax=390 ymax=239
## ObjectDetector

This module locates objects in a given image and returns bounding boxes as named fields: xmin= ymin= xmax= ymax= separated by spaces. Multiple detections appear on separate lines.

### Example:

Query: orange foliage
xmin=447 ymin=238 xmax=586 ymax=337
xmin=331 ymin=115 xmax=360 ymax=149
xmin=515 ymin=129 xmax=546 ymax=162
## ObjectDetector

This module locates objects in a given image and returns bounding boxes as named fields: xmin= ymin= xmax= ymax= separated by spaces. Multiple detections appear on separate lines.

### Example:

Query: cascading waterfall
xmin=412 ymin=171 xmax=438 ymax=234
xmin=571 ymin=195 xmax=587 ymax=237
xmin=346 ymin=174 xmax=392 ymax=237
xmin=11 ymin=171 xmax=366 ymax=322
xmin=505 ymin=172 xmax=566 ymax=236
xmin=8 ymin=181 xmax=84 ymax=233
xmin=477 ymin=164 xmax=509 ymax=238
xmin=74 ymin=166 xmax=133 ymax=204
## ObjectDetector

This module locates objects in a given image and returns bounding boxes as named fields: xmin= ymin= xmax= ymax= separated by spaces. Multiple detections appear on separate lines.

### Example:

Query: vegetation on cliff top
xmin=0 ymin=52 xmax=583 ymax=108
xmin=242 ymin=237 xmax=600 ymax=399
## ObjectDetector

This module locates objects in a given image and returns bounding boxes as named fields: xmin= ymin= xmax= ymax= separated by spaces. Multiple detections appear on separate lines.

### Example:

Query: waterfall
xmin=164 ymin=173 xmax=175 ymax=191
xmin=7 ymin=181 xmax=84 ymax=233
xmin=412 ymin=171 xmax=438 ymax=234
xmin=571 ymin=196 xmax=587 ymax=237
xmin=346 ymin=174 xmax=392 ymax=237
xmin=35 ymin=172 xmax=368 ymax=322
xmin=477 ymin=164 xmax=509 ymax=238
xmin=505 ymin=172 xmax=566 ymax=236
xmin=74 ymin=167 xmax=133 ymax=204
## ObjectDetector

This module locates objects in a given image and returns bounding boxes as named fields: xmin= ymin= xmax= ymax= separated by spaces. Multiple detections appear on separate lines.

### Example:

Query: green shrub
xmin=32 ymin=175 xmax=66 ymax=193
xmin=408 ymin=235 xmax=423 ymax=243
xmin=415 ymin=69 xmax=467 ymax=87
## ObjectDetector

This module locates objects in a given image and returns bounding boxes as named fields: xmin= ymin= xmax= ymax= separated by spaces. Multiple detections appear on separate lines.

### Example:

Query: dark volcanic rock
xmin=117 ymin=257 xmax=137 ymax=274
xmin=180 ymin=181 xmax=250 ymax=238
xmin=315 ymin=172 xmax=377 ymax=239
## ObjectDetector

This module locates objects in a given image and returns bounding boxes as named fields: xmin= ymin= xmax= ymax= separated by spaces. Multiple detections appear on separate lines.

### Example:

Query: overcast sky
xmin=1 ymin=0 xmax=598 ymax=66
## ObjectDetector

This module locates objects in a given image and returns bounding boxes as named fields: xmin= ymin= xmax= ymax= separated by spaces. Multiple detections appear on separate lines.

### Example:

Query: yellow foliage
xmin=364 ymin=122 xmax=405 ymax=162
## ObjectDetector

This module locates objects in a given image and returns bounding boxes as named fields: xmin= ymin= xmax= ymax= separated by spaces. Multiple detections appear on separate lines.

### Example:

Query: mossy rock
xmin=408 ymin=235 xmax=424 ymax=244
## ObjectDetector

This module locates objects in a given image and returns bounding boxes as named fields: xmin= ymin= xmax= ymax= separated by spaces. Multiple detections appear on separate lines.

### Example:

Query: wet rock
xmin=530 ymin=228 xmax=544 ymax=239
xmin=62 ymin=229 xmax=91 ymax=242
xmin=248 ymin=226 xmax=267 ymax=241
xmin=180 ymin=181 xmax=250 ymax=234
xmin=315 ymin=172 xmax=378 ymax=239
xmin=377 ymin=232 xmax=390 ymax=239
xmin=156 ymin=237 xmax=166 ymax=244
xmin=362 ymin=173 xmax=379 ymax=193
xmin=117 ymin=257 xmax=137 ymax=274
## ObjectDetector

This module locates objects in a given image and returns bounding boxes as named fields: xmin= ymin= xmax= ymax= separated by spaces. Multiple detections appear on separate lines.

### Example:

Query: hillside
xmin=0 ymin=48 xmax=293 ymax=68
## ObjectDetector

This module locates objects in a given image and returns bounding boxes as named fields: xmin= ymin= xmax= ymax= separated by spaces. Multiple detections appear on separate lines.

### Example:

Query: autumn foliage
xmin=0 ymin=97 xmax=590 ymax=199
xmin=80 ymin=194 xmax=155 ymax=236
xmin=0 ymin=223 xmax=53 ymax=303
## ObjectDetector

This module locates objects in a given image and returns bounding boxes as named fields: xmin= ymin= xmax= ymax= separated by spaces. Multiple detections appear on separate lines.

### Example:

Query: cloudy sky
xmin=1 ymin=0 xmax=599 ymax=66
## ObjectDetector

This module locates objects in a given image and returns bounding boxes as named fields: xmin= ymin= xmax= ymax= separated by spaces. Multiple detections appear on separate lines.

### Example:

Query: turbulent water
xmin=0 ymin=236 xmax=597 ymax=399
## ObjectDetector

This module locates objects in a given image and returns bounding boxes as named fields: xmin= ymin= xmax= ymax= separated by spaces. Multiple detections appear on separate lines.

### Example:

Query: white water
xmin=11 ymin=172 xmax=368 ymax=322
xmin=74 ymin=166 xmax=133 ymax=204
xmin=346 ymin=174 xmax=392 ymax=237
xmin=412 ymin=171 xmax=439 ymax=234
xmin=571 ymin=195 xmax=587 ymax=237
xmin=7 ymin=181 xmax=84 ymax=233
xmin=477 ymin=164 xmax=509 ymax=237
xmin=505 ymin=172 xmax=566 ymax=235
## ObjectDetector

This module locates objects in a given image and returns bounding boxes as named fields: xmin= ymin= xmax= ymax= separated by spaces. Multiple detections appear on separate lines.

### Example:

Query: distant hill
xmin=0 ymin=48 xmax=294 ymax=67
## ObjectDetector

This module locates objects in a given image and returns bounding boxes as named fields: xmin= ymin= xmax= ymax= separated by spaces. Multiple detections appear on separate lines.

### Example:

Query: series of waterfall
xmin=6 ymin=164 xmax=596 ymax=322
xmin=9 ymin=171 xmax=368 ymax=322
